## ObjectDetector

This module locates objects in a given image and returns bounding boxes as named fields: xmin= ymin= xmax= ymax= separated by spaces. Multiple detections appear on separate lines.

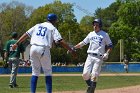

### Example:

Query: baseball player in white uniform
xmin=74 ymin=18 xmax=113 ymax=93
xmin=12 ymin=13 xmax=76 ymax=93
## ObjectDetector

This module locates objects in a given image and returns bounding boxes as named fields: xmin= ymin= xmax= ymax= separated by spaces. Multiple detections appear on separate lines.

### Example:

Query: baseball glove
xmin=3 ymin=59 xmax=9 ymax=68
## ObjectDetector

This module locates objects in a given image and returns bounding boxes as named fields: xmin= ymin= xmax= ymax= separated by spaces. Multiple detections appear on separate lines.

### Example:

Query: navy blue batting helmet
xmin=92 ymin=18 xmax=102 ymax=27
xmin=47 ymin=13 xmax=57 ymax=21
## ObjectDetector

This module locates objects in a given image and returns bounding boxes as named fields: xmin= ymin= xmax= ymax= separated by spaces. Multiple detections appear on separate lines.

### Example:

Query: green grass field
xmin=0 ymin=75 xmax=140 ymax=93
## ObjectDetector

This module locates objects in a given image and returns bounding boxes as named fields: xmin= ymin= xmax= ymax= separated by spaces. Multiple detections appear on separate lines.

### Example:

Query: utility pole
xmin=68 ymin=31 xmax=71 ymax=44
xmin=120 ymin=39 xmax=124 ymax=63
xmin=68 ymin=31 xmax=73 ymax=48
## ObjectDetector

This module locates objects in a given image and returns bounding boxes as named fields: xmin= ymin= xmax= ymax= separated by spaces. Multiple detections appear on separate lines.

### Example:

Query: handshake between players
xmin=67 ymin=43 xmax=110 ymax=61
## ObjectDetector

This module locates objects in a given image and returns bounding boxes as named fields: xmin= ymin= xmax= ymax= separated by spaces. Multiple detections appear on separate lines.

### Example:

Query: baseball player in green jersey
xmin=4 ymin=32 xmax=25 ymax=88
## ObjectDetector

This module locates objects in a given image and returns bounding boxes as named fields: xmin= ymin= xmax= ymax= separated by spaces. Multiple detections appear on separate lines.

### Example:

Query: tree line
xmin=0 ymin=0 xmax=140 ymax=65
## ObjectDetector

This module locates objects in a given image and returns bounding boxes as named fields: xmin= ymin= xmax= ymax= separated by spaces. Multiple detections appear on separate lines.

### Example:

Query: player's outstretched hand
xmin=67 ymin=47 xmax=77 ymax=59
xmin=67 ymin=47 xmax=76 ymax=54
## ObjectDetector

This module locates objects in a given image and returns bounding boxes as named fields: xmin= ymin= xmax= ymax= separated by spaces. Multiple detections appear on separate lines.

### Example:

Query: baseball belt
xmin=88 ymin=53 xmax=102 ymax=57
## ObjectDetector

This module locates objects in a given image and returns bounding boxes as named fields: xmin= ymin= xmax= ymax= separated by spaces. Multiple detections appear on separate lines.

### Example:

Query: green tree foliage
xmin=109 ymin=0 xmax=140 ymax=61
xmin=117 ymin=0 xmax=140 ymax=27
xmin=0 ymin=1 xmax=33 ymax=43
xmin=108 ymin=41 xmax=120 ymax=62
xmin=94 ymin=2 xmax=121 ymax=31
xmin=80 ymin=15 xmax=94 ymax=33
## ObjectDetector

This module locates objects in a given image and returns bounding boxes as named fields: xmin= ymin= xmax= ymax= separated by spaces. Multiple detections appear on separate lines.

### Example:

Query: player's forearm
xmin=15 ymin=33 xmax=28 ymax=45
xmin=59 ymin=40 xmax=73 ymax=51
xmin=106 ymin=48 xmax=112 ymax=54
xmin=74 ymin=42 xmax=85 ymax=49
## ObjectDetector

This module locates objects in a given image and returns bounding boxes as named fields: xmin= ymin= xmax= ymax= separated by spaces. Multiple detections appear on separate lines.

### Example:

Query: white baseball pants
xmin=30 ymin=45 xmax=52 ymax=76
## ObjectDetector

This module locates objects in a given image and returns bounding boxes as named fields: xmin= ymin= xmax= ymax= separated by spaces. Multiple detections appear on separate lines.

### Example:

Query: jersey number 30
xmin=36 ymin=26 xmax=47 ymax=36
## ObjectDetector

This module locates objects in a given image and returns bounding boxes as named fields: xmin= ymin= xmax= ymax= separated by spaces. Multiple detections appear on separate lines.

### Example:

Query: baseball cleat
xmin=86 ymin=86 xmax=90 ymax=93
xmin=9 ymin=84 xmax=13 ymax=88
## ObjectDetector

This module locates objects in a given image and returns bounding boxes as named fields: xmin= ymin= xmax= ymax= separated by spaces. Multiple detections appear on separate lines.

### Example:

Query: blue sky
xmin=0 ymin=0 xmax=116 ymax=22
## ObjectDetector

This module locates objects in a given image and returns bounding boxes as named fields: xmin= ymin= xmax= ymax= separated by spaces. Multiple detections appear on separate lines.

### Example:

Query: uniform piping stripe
xmin=82 ymin=41 xmax=87 ymax=45
xmin=107 ymin=43 xmax=113 ymax=48
xmin=26 ymin=32 xmax=31 ymax=37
